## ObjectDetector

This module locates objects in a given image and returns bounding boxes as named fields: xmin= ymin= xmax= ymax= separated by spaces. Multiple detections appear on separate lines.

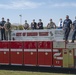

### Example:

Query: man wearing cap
xmin=0 ymin=17 xmax=6 ymax=40
xmin=63 ymin=15 xmax=72 ymax=42
xmin=38 ymin=19 xmax=43 ymax=29
xmin=4 ymin=19 xmax=11 ymax=40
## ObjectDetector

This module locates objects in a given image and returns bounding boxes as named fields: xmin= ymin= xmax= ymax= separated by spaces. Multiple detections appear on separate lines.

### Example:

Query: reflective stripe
xmin=0 ymin=63 xmax=9 ymax=65
xmin=24 ymin=64 xmax=36 ymax=66
xmin=56 ymin=57 xmax=63 ymax=60
xmin=54 ymin=66 xmax=61 ymax=67
xmin=38 ymin=49 xmax=52 ymax=52
xmin=11 ymin=49 xmax=22 ymax=51
xmin=38 ymin=65 xmax=51 ymax=67
xmin=24 ymin=49 xmax=36 ymax=52
xmin=53 ymin=49 xmax=59 ymax=52
xmin=11 ymin=64 xmax=22 ymax=65
xmin=0 ymin=49 xmax=9 ymax=51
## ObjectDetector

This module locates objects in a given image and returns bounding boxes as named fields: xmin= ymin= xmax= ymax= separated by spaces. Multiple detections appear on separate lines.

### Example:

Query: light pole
xmin=19 ymin=14 xmax=22 ymax=25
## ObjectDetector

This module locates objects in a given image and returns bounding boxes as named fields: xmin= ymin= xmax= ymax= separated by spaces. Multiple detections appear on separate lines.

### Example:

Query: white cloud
xmin=0 ymin=0 xmax=76 ymax=9
xmin=0 ymin=1 xmax=45 ymax=9
xmin=50 ymin=2 xmax=76 ymax=8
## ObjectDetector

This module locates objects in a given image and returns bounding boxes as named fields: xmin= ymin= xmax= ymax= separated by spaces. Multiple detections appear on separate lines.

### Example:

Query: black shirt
xmin=38 ymin=22 xmax=43 ymax=29
xmin=0 ymin=21 xmax=6 ymax=27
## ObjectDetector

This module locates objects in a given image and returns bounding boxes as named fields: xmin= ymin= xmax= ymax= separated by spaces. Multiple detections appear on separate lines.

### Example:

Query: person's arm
xmin=3 ymin=21 xmax=6 ymax=29
xmin=71 ymin=21 xmax=74 ymax=31
xmin=27 ymin=23 xmax=29 ymax=29
xmin=0 ymin=22 xmax=3 ymax=29
xmin=31 ymin=23 xmax=32 ymax=29
xmin=42 ymin=22 xmax=43 ymax=29
xmin=70 ymin=20 xmax=72 ymax=29
xmin=47 ymin=23 xmax=49 ymax=29
xmin=63 ymin=20 xmax=65 ymax=30
xmin=4 ymin=23 xmax=8 ymax=31
xmin=9 ymin=23 xmax=12 ymax=30
xmin=0 ymin=22 xmax=1 ymax=29
xmin=54 ymin=23 xmax=56 ymax=29
xmin=53 ymin=22 xmax=56 ymax=29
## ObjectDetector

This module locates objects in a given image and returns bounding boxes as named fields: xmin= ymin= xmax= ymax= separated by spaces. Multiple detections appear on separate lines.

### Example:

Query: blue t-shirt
xmin=73 ymin=20 xmax=76 ymax=30
xmin=63 ymin=19 xmax=72 ymax=29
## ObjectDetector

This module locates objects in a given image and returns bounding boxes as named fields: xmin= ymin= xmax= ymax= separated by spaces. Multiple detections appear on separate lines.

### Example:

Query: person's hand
xmin=63 ymin=28 xmax=64 ymax=30
xmin=71 ymin=29 xmax=74 ymax=32
xmin=6 ymin=29 xmax=8 ymax=31
xmin=1 ymin=27 xmax=3 ymax=29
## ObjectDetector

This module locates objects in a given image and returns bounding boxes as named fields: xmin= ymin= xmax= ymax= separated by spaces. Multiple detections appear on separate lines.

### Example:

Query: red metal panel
xmin=23 ymin=32 xmax=26 ymax=36
xmin=38 ymin=41 xmax=52 ymax=49
xmin=10 ymin=41 xmax=23 ymax=48
xmin=27 ymin=32 xmax=38 ymax=36
xmin=39 ymin=32 xmax=49 ymax=36
xmin=0 ymin=41 xmax=9 ymax=48
xmin=24 ymin=41 xmax=37 ymax=66
xmin=0 ymin=52 xmax=4 ymax=64
xmin=38 ymin=52 xmax=45 ymax=65
xmin=10 ymin=41 xmax=23 ymax=65
xmin=24 ymin=41 xmax=37 ymax=49
xmin=3 ymin=51 xmax=9 ymax=64
xmin=16 ymin=33 xmax=22 ymax=36
xmin=53 ymin=49 xmax=63 ymax=67
xmin=24 ymin=52 xmax=30 ymax=64
xmin=24 ymin=52 xmax=37 ymax=65
xmin=44 ymin=52 xmax=52 ymax=65
xmin=38 ymin=41 xmax=52 ymax=66
xmin=0 ymin=41 xmax=9 ymax=65
xmin=10 ymin=51 xmax=23 ymax=65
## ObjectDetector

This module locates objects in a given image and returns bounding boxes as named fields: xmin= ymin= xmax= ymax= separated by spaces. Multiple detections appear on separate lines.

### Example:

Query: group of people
xmin=0 ymin=15 xmax=76 ymax=43
xmin=0 ymin=18 xmax=11 ymax=40
xmin=24 ymin=19 xmax=44 ymax=30
xmin=24 ymin=15 xmax=76 ymax=43
xmin=23 ymin=18 xmax=63 ymax=30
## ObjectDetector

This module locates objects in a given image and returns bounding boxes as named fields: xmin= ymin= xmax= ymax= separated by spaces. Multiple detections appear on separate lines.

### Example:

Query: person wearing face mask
xmin=0 ymin=17 xmax=6 ymax=40
xmin=47 ymin=19 xmax=56 ymax=29
xmin=57 ymin=18 xmax=63 ymax=29
xmin=63 ymin=15 xmax=72 ymax=42
xmin=4 ymin=19 xmax=11 ymax=40
xmin=71 ymin=16 xmax=76 ymax=43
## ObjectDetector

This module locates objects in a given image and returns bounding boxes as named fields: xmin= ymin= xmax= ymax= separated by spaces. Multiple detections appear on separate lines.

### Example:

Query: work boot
xmin=71 ymin=40 xmax=74 ymax=43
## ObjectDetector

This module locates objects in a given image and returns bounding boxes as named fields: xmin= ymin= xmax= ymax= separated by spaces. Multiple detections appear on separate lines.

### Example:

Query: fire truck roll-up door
xmin=23 ymin=41 xmax=37 ymax=66
xmin=10 ymin=41 xmax=23 ymax=65
xmin=0 ymin=41 xmax=9 ymax=65
xmin=38 ymin=41 xmax=53 ymax=67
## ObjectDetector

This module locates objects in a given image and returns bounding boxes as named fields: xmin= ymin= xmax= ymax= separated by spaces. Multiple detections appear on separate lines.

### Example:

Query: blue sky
xmin=0 ymin=0 xmax=76 ymax=26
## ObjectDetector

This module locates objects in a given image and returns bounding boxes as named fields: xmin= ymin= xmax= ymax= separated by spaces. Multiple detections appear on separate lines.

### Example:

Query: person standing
xmin=4 ymin=19 xmax=11 ymax=40
xmin=24 ymin=20 xmax=29 ymax=30
xmin=71 ymin=17 xmax=76 ymax=43
xmin=0 ymin=17 xmax=6 ymax=40
xmin=38 ymin=19 xmax=43 ymax=29
xmin=47 ymin=19 xmax=56 ymax=29
xmin=31 ymin=19 xmax=37 ymax=29
xmin=63 ymin=15 xmax=72 ymax=42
